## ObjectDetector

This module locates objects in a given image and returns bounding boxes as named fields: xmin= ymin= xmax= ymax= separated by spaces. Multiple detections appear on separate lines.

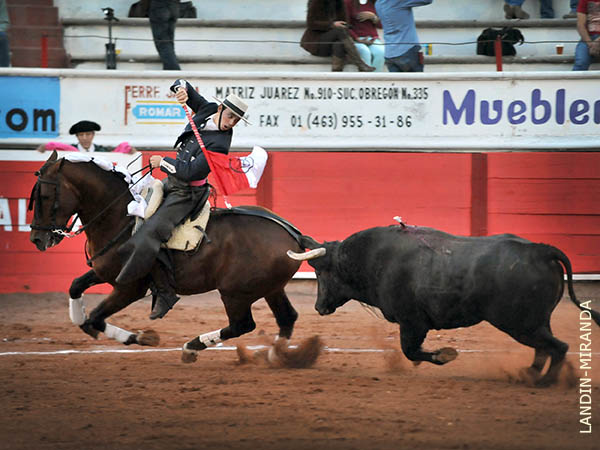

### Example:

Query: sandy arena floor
xmin=0 ymin=281 xmax=598 ymax=450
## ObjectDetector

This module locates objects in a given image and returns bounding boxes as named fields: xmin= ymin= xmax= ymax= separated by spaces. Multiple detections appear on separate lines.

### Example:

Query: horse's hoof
xmin=136 ymin=329 xmax=160 ymax=347
xmin=80 ymin=323 xmax=100 ymax=339
xmin=433 ymin=347 xmax=458 ymax=364
xmin=181 ymin=349 xmax=198 ymax=364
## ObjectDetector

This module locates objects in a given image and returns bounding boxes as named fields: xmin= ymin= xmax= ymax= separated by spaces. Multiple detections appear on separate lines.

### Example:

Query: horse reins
xmin=31 ymin=159 xmax=153 ymax=265
xmin=32 ymin=162 xmax=152 ymax=238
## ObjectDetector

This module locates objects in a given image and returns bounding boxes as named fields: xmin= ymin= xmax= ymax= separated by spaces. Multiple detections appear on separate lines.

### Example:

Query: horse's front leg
xmin=182 ymin=296 xmax=256 ymax=363
xmin=79 ymin=282 xmax=159 ymax=346
xmin=68 ymin=270 xmax=103 ymax=336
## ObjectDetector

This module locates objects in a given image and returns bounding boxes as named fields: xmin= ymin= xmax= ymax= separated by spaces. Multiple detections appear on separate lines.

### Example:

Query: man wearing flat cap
xmin=116 ymin=79 xmax=250 ymax=320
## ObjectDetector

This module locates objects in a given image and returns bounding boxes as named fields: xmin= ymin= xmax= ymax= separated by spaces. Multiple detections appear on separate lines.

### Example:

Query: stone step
xmin=10 ymin=46 xmax=69 ymax=68
xmin=8 ymin=5 xmax=60 ymax=27
xmin=71 ymin=54 xmax=594 ymax=73
xmin=8 ymin=25 xmax=64 ymax=49
xmin=6 ymin=0 xmax=53 ymax=6
xmin=63 ymin=18 xmax=581 ymax=64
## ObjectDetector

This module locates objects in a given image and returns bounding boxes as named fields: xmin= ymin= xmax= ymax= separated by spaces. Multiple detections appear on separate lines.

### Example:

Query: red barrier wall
xmin=0 ymin=151 xmax=598 ymax=293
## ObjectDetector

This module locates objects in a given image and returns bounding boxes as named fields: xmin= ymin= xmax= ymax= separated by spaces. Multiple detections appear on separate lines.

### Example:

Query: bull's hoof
xmin=80 ymin=322 xmax=100 ymax=339
xmin=433 ymin=347 xmax=458 ymax=364
xmin=534 ymin=376 xmax=556 ymax=388
xmin=518 ymin=367 xmax=542 ymax=386
xmin=136 ymin=329 xmax=160 ymax=347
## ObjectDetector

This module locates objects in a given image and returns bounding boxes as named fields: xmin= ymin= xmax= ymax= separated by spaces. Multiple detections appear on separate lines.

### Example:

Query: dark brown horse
xmin=29 ymin=151 xmax=303 ymax=362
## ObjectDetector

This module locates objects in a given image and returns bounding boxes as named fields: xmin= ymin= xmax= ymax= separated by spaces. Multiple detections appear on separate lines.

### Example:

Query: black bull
xmin=289 ymin=223 xmax=600 ymax=385
xmin=28 ymin=151 xmax=303 ymax=362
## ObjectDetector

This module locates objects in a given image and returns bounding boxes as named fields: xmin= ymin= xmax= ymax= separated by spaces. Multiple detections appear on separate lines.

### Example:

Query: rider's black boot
xmin=149 ymin=263 xmax=179 ymax=320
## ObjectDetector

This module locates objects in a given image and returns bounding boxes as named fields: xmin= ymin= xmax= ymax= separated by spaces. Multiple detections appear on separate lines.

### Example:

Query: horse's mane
xmin=38 ymin=156 xmax=128 ymax=184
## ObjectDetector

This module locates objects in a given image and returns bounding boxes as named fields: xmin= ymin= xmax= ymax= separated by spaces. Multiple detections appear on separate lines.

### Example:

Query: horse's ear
xmin=48 ymin=150 xmax=58 ymax=162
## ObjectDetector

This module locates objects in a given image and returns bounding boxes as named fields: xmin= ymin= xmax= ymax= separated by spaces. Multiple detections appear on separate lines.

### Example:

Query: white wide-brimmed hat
xmin=213 ymin=94 xmax=251 ymax=124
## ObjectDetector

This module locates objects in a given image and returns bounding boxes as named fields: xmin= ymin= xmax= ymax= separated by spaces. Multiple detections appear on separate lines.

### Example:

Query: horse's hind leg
xmin=81 ymin=282 xmax=158 ymax=346
xmin=182 ymin=296 xmax=256 ymax=363
xmin=265 ymin=290 xmax=298 ymax=340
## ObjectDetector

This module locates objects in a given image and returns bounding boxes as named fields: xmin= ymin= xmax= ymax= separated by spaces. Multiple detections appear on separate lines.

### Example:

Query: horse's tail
xmin=546 ymin=245 xmax=600 ymax=327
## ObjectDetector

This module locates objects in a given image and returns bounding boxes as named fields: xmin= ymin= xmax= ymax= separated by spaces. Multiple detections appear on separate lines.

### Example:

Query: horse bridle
xmin=29 ymin=159 xmax=151 ymax=238
xmin=29 ymin=160 xmax=81 ymax=236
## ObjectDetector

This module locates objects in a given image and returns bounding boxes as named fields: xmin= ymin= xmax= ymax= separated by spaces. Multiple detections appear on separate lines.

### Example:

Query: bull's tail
xmin=546 ymin=245 xmax=600 ymax=327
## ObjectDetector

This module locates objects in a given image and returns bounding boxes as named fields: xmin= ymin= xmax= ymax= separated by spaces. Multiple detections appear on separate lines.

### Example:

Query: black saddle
xmin=212 ymin=206 xmax=302 ymax=245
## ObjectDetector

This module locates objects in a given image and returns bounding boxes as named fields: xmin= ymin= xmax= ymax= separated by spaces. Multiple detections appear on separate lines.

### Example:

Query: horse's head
xmin=29 ymin=151 xmax=81 ymax=251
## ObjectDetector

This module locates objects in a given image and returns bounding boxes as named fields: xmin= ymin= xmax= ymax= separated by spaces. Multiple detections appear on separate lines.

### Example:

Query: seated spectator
xmin=301 ymin=0 xmax=375 ymax=72
xmin=564 ymin=0 xmax=579 ymax=18
xmin=344 ymin=0 xmax=385 ymax=72
xmin=573 ymin=0 xmax=600 ymax=70
xmin=37 ymin=120 xmax=137 ymax=154
xmin=503 ymin=0 xmax=555 ymax=19
xmin=375 ymin=0 xmax=433 ymax=73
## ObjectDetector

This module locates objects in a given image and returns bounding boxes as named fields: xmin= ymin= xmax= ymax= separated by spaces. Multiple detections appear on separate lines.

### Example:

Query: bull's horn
xmin=286 ymin=248 xmax=326 ymax=261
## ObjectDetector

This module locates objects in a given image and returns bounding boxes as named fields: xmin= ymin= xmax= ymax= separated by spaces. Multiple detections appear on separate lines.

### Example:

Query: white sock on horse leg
xmin=69 ymin=297 xmax=87 ymax=325
xmin=104 ymin=323 xmax=135 ymax=343
xmin=198 ymin=329 xmax=221 ymax=347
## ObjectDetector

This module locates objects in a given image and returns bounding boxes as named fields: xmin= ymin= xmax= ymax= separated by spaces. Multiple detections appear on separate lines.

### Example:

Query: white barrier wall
xmin=0 ymin=69 xmax=598 ymax=151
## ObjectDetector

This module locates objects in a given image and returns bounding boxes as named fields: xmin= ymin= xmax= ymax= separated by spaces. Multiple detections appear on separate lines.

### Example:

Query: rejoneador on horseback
xmin=116 ymin=79 xmax=250 ymax=320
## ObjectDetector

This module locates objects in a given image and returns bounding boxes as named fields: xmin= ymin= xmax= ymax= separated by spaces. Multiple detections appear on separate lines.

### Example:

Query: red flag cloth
xmin=205 ymin=150 xmax=249 ymax=196
xmin=180 ymin=103 xmax=267 ymax=198
xmin=205 ymin=145 xmax=268 ymax=196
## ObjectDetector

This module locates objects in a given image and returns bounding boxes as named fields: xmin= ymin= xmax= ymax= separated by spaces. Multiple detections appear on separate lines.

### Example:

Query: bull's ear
xmin=300 ymin=235 xmax=322 ymax=250
xmin=48 ymin=150 xmax=58 ymax=162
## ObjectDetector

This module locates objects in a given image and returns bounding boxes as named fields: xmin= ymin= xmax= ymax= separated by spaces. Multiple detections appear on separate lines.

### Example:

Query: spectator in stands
xmin=344 ymin=0 xmax=385 ymax=71
xmin=0 ymin=0 xmax=10 ymax=67
xmin=573 ymin=0 xmax=600 ymax=70
xmin=503 ymin=0 xmax=555 ymax=19
xmin=36 ymin=120 xmax=137 ymax=154
xmin=375 ymin=0 xmax=432 ymax=73
xmin=564 ymin=0 xmax=580 ymax=18
xmin=301 ymin=0 xmax=376 ymax=71
xmin=149 ymin=0 xmax=181 ymax=70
